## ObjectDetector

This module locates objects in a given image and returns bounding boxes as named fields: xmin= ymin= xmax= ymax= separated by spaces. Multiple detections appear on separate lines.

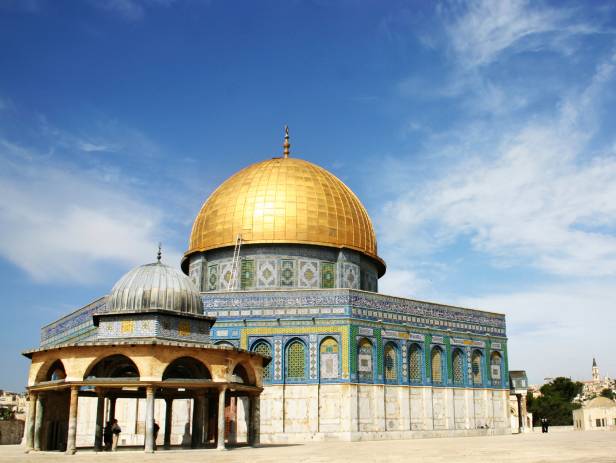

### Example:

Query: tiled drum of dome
xmin=321 ymin=262 xmax=335 ymax=289
xmin=299 ymin=260 xmax=318 ymax=288
xmin=280 ymin=260 xmax=295 ymax=287
xmin=257 ymin=260 xmax=277 ymax=288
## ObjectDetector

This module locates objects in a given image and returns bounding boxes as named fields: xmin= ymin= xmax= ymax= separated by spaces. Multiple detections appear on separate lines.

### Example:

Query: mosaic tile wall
xmin=203 ymin=288 xmax=506 ymax=336
xmin=97 ymin=313 xmax=211 ymax=343
xmin=187 ymin=244 xmax=378 ymax=292
xmin=40 ymin=297 xmax=108 ymax=347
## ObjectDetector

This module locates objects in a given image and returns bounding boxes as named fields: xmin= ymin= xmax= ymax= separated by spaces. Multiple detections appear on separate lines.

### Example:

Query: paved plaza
xmin=1 ymin=431 xmax=615 ymax=463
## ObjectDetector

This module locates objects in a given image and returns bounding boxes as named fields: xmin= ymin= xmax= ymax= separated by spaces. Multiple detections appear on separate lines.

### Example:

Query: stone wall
xmin=0 ymin=420 xmax=25 ymax=445
xmin=258 ymin=383 xmax=510 ymax=442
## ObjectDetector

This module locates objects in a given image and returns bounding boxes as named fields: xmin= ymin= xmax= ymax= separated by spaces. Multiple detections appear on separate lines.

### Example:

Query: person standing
xmin=111 ymin=419 xmax=122 ymax=451
xmin=103 ymin=421 xmax=112 ymax=451
xmin=153 ymin=421 xmax=160 ymax=450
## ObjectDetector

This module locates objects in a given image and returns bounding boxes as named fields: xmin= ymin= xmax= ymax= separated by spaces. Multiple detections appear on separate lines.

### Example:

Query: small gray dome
xmin=108 ymin=262 xmax=203 ymax=314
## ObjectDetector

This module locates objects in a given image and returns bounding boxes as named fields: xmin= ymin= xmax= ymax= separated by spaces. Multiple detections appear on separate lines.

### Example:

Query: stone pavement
xmin=1 ymin=431 xmax=615 ymax=463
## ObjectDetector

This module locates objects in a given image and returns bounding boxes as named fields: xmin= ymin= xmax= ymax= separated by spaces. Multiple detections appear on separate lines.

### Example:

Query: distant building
xmin=573 ymin=397 xmax=616 ymax=431
xmin=0 ymin=390 xmax=27 ymax=419
xmin=580 ymin=358 xmax=614 ymax=401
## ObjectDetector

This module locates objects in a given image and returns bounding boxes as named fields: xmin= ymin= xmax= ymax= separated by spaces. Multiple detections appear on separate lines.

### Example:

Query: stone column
xmin=94 ymin=390 xmax=105 ymax=451
xmin=33 ymin=393 xmax=45 ymax=451
xmin=164 ymin=398 xmax=173 ymax=450
xmin=144 ymin=386 xmax=155 ymax=453
xmin=216 ymin=387 xmax=227 ymax=450
xmin=515 ymin=394 xmax=524 ymax=434
xmin=24 ymin=391 xmax=37 ymax=452
xmin=108 ymin=396 xmax=117 ymax=422
xmin=248 ymin=394 xmax=260 ymax=447
xmin=203 ymin=396 xmax=210 ymax=444
xmin=520 ymin=393 xmax=528 ymax=432
xmin=66 ymin=387 xmax=79 ymax=455
xmin=192 ymin=392 xmax=205 ymax=448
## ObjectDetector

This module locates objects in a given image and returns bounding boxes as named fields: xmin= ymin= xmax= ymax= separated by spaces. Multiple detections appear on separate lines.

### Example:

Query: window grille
xmin=431 ymin=347 xmax=443 ymax=384
xmin=253 ymin=341 xmax=272 ymax=382
xmin=384 ymin=344 xmax=397 ymax=381
xmin=409 ymin=344 xmax=422 ymax=383
xmin=453 ymin=349 xmax=464 ymax=384
xmin=472 ymin=350 xmax=483 ymax=385
xmin=286 ymin=340 xmax=306 ymax=380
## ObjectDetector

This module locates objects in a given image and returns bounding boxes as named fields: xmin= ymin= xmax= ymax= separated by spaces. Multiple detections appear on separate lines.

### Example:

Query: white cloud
xmin=440 ymin=0 xmax=586 ymax=69
xmin=0 ymin=139 xmax=182 ymax=283
xmin=458 ymin=282 xmax=616 ymax=383
xmin=379 ymin=51 xmax=616 ymax=278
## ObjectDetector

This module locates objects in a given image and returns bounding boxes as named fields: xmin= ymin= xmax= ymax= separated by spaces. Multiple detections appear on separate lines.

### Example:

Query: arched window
xmin=46 ymin=360 xmax=67 ymax=382
xmin=431 ymin=347 xmax=444 ymax=384
xmin=286 ymin=339 xmax=306 ymax=381
xmin=252 ymin=340 xmax=273 ymax=382
xmin=452 ymin=349 xmax=464 ymax=385
xmin=409 ymin=344 xmax=422 ymax=383
xmin=472 ymin=350 xmax=483 ymax=385
xmin=86 ymin=355 xmax=139 ymax=379
xmin=490 ymin=352 xmax=502 ymax=386
xmin=163 ymin=357 xmax=211 ymax=380
xmin=384 ymin=343 xmax=398 ymax=382
xmin=320 ymin=337 xmax=339 ymax=380
xmin=357 ymin=338 xmax=374 ymax=382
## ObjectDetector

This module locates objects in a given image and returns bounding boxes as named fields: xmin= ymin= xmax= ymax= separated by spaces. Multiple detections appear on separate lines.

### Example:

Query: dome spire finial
xmin=157 ymin=242 xmax=162 ymax=263
xmin=283 ymin=125 xmax=290 ymax=158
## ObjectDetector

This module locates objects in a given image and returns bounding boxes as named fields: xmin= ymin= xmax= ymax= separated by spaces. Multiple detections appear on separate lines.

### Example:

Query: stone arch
xmin=384 ymin=342 xmax=399 ymax=383
xmin=35 ymin=359 xmax=67 ymax=383
xmin=215 ymin=340 xmax=235 ymax=348
xmin=408 ymin=343 xmax=423 ymax=383
xmin=357 ymin=337 xmax=374 ymax=383
xmin=285 ymin=338 xmax=307 ymax=382
xmin=430 ymin=346 xmax=444 ymax=385
xmin=162 ymin=356 xmax=212 ymax=380
xmin=472 ymin=349 xmax=484 ymax=385
xmin=251 ymin=339 xmax=273 ymax=382
xmin=452 ymin=348 xmax=465 ymax=385
xmin=319 ymin=336 xmax=340 ymax=380
xmin=84 ymin=354 xmax=140 ymax=379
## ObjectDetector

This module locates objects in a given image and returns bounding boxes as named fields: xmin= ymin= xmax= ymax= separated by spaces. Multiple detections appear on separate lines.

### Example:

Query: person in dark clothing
xmin=153 ymin=421 xmax=160 ymax=450
xmin=103 ymin=421 xmax=113 ymax=451
xmin=111 ymin=419 xmax=121 ymax=451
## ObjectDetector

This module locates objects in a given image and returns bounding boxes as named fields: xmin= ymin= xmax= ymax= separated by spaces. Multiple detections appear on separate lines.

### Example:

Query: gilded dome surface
xmin=186 ymin=156 xmax=383 ymax=268
xmin=108 ymin=261 xmax=203 ymax=314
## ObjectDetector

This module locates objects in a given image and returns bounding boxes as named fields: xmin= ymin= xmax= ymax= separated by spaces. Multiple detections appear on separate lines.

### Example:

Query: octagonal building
xmin=183 ymin=129 xmax=510 ymax=442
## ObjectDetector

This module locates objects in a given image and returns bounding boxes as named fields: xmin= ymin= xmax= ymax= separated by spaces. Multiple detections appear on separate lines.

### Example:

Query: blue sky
xmin=1 ymin=0 xmax=616 ymax=391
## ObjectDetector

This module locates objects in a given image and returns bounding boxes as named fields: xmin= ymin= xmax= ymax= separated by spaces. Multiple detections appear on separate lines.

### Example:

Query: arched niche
xmin=36 ymin=359 xmax=67 ymax=383
xmin=85 ymin=354 xmax=140 ymax=380
xmin=162 ymin=356 xmax=211 ymax=380
xmin=230 ymin=362 xmax=257 ymax=386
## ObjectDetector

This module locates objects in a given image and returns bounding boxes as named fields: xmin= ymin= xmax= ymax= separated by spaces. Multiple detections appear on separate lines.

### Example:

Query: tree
xmin=527 ymin=377 xmax=583 ymax=426
xmin=600 ymin=388 xmax=615 ymax=400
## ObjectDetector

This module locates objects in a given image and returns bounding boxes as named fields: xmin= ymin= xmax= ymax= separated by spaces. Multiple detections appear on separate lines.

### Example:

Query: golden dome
xmin=185 ymin=155 xmax=384 ymax=273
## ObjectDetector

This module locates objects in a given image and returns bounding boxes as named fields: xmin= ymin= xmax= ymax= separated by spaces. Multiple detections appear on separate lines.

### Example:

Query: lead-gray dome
xmin=108 ymin=261 xmax=203 ymax=314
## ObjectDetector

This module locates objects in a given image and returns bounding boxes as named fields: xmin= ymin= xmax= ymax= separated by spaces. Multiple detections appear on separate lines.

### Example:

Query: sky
xmin=1 ymin=0 xmax=615 ymax=391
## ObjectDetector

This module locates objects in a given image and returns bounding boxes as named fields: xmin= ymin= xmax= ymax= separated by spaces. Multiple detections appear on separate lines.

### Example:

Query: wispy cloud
xmin=440 ymin=0 xmax=591 ymax=69
xmin=88 ymin=0 xmax=178 ymax=21
xmin=380 ymin=51 xmax=616 ymax=279
xmin=0 ymin=137 xmax=182 ymax=284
